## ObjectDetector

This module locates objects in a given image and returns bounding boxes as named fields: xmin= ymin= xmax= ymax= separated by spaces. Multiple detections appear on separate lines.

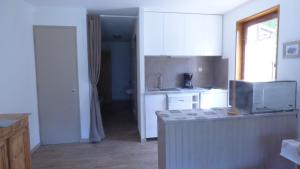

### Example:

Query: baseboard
xmin=140 ymin=138 xmax=147 ymax=144
xmin=80 ymin=138 xmax=90 ymax=143
xmin=31 ymin=143 xmax=41 ymax=154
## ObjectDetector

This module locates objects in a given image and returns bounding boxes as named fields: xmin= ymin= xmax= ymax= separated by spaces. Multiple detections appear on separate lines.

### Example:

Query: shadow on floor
xmin=102 ymin=101 xmax=140 ymax=142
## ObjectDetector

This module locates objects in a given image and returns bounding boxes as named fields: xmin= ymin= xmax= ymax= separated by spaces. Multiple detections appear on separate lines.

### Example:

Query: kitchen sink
xmin=147 ymin=88 xmax=180 ymax=92
xmin=159 ymin=88 xmax=180 ymax=91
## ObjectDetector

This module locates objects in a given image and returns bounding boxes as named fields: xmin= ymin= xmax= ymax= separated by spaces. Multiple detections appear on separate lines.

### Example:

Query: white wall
xmin=137 ymin=8 xmax=146 ymax=141
xmin=33 ymin=7 xmax=91 ymax=140
xmin=223 ymin=0 xmax=300 ymax=133
xmin=0 ymin=0 xmax=40 ymax=149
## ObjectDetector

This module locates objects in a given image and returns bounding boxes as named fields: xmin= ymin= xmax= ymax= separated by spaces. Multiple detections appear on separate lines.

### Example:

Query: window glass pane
xmin=244 ymin=18 xmax=278 ymax=82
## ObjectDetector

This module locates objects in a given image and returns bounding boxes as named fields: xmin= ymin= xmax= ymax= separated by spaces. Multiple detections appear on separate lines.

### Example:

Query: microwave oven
xmin=229 ymin=80 xmax=297 ymax=113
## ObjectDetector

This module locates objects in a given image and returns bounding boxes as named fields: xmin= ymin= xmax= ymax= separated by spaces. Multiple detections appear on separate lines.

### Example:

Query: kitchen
xmin=3 ymin=0 xmax=300 ymax=168
xmin=142 ymin=11 xmax=229 ymax=139
xmin=140 ymin=6 xmax=300 ymax=169
xmin=144 ymin=56 xmax=229 ymax=138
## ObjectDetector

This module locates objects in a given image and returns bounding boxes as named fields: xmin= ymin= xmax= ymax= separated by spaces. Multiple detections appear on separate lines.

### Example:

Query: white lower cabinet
xmin=145 ymin=94 xmax=167 ymax=138
xmin=167 ymin=93 xmax=199 ymax=110
xmin=145 ymin=90 xmax=227 ymax=138
xmin=200 ymin=89 xmax=228 ymax=109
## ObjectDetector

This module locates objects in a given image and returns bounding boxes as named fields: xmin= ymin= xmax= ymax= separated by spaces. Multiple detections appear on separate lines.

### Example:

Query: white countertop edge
xmin=144 ymin=88 xmax=227 ymax=95
xmin=156 ymin=110 xmax=299 ymax=124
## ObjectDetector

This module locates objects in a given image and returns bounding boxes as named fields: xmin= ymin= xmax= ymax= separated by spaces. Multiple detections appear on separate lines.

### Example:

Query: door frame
xmin=33 ymin=25 xmax=82 ymax=144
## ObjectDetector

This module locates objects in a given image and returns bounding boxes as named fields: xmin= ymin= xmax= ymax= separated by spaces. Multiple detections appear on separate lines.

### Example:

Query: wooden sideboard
xmin=0 ymin=114 xmax=31 ymax=169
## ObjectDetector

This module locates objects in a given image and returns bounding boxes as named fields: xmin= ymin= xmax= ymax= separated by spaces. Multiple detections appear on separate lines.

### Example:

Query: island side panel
xmin=159 ymin=113 xmax=297 ymax=169
xmin=158 ymin=117 xmax=166 ymax=169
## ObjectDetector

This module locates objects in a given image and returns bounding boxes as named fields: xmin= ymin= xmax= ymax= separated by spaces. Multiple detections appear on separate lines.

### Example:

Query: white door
xmin=145 ymin=95 xmax=166 ymax=138
xmin=144 ymin=12 xmax=164 ymax=56
xmin=163 ymin=13 xmax=185 ymax=56
xmin=33 ymin=26 xmax=81 ymax=145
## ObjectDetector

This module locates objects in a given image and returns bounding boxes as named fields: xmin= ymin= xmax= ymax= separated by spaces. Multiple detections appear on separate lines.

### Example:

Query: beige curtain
xmin=87 ymin=15 xmax=105 ymax=142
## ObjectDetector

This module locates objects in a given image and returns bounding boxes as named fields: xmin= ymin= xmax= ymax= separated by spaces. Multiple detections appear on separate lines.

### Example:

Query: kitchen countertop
xmin=156 ymin=108 xmax=298 ymax=124
xmin=145 ymin=87 xmax=227 ymax=95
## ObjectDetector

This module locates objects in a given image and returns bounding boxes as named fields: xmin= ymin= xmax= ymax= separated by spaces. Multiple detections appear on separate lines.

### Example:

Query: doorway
xmin=99 ymin=14 xmax=138 ymax=141
xmin=33 ymin=26 xmax=81 ymax=145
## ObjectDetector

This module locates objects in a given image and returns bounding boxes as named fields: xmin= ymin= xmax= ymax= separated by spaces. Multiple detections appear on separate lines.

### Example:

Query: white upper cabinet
xmin=185 ymin=14 xmax=223 ymax=56
xmin=163 ymin=13 xmax=185 ymax=56
xmin=144 ymin=12 xmax=164 ymax=56
xmin=184 ymin=14 xmax=206 ymax=56
xmin=143 ymin=12 xmax=223 ymax=56
xmin=202 ymin=15 xmax=223 ymax=56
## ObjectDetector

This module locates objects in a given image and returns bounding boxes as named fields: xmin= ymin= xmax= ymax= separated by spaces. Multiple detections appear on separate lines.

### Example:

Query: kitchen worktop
xmin=156 ymin=108 xmax=298 ymax=124
xmin=145 ymin=87 xmax=227 ymax=95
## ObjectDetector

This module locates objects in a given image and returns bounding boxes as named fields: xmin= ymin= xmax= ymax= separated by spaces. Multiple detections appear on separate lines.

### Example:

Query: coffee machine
xmin=183 ymin=73 xmax=193 ymax=88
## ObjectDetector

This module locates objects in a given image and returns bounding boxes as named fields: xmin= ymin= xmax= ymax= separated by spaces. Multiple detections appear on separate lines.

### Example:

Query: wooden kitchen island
xmin=0 ymin=114 xmax=31 ymax=169
xmin=156 ymin=108 xmax=298 ymax=169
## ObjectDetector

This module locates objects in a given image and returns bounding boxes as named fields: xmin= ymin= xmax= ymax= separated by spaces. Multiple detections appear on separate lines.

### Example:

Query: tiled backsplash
xmin=145 ymin=56 xmax=228 ymax=89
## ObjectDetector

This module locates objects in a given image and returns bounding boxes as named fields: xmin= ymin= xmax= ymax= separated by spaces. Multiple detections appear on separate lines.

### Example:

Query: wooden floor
xmin=32 ymin=102 xmax=158 ymax=169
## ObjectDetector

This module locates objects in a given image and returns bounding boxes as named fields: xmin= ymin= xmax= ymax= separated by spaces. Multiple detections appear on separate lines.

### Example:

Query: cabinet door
xmin=202 ymin=15 xmax=222 ymax=56
xmin=184 ymin=14 xmax=206 ymax=56
xmin=210 ymin=91 xmax=228 ymax=108
xmin=167 ymin=93 xmax=193 ymax=110
xmin=163 ymin=13 xmax=185 ymax=56
xmin=200 ymin=91 xmax=212 ymax=109
xmin=8 ymin=130 xmax=30 ymax=169
xmin=144 ymin=12 xmax=164 ymax=56
xmin=200 ymin=90 xmax=228 ymax=109
xmin=185 ymin=14 xmax=222 ymax=56
xmin=145 ymin=95 xmax=167 ymax=138
xmin=0 ymin=141 xmax=9 ymax=169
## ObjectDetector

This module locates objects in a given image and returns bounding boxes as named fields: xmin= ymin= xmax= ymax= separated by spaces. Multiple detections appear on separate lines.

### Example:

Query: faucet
xmin=158 ymin=73 xmax=163 ymax=89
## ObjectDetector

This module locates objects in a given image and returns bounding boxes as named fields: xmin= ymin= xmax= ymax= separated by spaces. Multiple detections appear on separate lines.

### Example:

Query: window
xmin=235 ymin=6 xmax=279 ymax=82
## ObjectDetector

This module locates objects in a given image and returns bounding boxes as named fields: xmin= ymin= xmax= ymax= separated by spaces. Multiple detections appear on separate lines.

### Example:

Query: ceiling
xmin=25 ymin=0 xmax=250 ymax=14
xmin=101 ymin=16 xmax=136 ymax=42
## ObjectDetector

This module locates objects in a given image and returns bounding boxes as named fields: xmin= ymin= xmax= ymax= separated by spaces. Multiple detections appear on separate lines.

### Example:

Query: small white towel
xmin=280 ymin=139 xmax=300 ymax=165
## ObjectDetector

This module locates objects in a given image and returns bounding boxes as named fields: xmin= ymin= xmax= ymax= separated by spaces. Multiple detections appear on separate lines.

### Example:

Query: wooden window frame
xmin=235 ymin=6 xmax=280 ymax=80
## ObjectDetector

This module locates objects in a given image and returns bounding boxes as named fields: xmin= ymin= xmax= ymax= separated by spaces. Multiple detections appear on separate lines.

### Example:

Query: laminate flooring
xmin=32 ymin=101 xmax=158 ymax=169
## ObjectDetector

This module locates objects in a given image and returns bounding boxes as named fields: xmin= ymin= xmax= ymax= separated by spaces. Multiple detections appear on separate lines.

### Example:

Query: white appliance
xmin=200 ymin=89 xmax=228 ymax=109
xmin=167 ymin=93 xmax=199 ymax=110
xmin=229 ymin=80 xmax=297 ymax=113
